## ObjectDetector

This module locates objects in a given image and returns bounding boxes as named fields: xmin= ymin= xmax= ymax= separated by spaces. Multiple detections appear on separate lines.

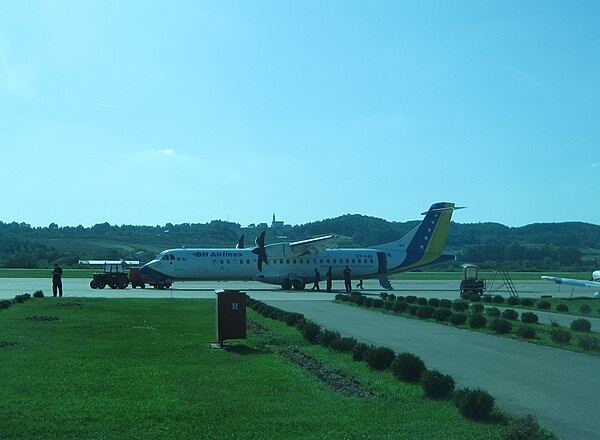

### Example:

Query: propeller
xmin=251 ymin=231 xmax=269 ymax=272
xmin=236 ymin=234 xmax=245 ymax=249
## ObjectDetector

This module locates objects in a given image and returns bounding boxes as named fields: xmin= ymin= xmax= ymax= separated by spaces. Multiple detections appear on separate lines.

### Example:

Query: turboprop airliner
xmin=139 ymin=202 xmax=460 ymax=290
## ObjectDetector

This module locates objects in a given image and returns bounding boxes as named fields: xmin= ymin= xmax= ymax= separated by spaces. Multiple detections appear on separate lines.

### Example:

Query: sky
xmin=1 ymin=1 xmax=599 ymax=229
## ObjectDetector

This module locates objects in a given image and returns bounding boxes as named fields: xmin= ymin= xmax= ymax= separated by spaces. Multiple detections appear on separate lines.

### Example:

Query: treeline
xmin=0 ymin=216 xmax=599 ymax=270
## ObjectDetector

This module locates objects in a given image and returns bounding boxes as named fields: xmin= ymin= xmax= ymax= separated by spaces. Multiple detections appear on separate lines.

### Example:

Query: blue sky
xmin=1 ymin=1 xmax=599 ymax=228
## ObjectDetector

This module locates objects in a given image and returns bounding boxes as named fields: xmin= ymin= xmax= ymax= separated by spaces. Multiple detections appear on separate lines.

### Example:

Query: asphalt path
xmin=267 ymin=300 xmax=600 ymax=440
xmin=3 ymin=277 xmax=600 ymax=439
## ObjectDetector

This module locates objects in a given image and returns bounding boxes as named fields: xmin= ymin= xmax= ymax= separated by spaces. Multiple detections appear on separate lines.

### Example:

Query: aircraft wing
xmin=541 ymin=276 xmax=600 ymax=289
xmin=289 ymin=235 xmax=337 ymax=256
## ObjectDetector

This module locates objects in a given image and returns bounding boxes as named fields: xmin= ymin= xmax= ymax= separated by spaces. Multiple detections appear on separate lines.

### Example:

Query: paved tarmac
xmin=2 ymin=277 xmax=600 ymax=439
xmin=266 ymin=300 xmax=600 ymax=440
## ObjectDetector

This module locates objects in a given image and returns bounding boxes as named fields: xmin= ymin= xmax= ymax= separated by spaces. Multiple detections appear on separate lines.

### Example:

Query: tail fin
xmin=377 ymin=202 xmax=459 ymax=270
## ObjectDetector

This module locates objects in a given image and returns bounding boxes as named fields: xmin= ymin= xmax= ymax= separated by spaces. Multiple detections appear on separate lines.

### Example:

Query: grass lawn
xmin=0 ymin=268 xmax=96 ymax=278
xmin=0 ymin=298 xmax=504 ymax=439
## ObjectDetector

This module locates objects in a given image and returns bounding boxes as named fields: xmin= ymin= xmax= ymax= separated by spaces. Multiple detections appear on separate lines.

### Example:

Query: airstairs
xmin=486 ymin=261 xmax=519 ymax=298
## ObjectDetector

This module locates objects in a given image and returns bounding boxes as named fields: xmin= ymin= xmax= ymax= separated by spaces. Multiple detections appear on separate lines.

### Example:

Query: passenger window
xmin=170 ymin=255 xmax=175 ymax=260
xmin=326 ymin=259 xmax=330 ymax=263
xmin=247 ymin=259 xmax=251 ymax=264
xmin=286 ymin=259 xmax=290 ymax=264
xmin=220 ymin=259 xmax=224 ymax=264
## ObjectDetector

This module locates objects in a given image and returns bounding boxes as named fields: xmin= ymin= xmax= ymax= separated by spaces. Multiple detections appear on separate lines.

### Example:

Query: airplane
xmin=139 ymin=202 xmax=461 ymax=290
xmin=541 ymin=269 xmax=600 ymax=298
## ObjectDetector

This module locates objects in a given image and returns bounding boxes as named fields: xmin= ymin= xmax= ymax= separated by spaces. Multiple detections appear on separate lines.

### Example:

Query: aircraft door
xmin=377 ymin=252 xmax=388 ymax=274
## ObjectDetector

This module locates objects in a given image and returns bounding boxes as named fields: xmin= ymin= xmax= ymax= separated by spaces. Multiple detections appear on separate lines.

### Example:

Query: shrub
xmin=550 ymin=328 xmax=572 ymax=344
xmin=468 ymin=314 xmax=487 ymax=329
xmin=555 ymin=304 xmax=569 ymax=312
xmin=387 ymin=294 xmax=396 ymax=301
xmin=391 ymin=352 xmax=426 ymax=383
xmin=433 ymin=307 xmax=452 ymax=322
xmin=13 ymin=294 xmax=26 ymax=304
xmin=449 ymin=312 xmax=468 ymax=326
xmin=317 ymin=330 xmax=341 ymax=348
xmin=489 ymin=318 xmax=512 ymax=334
xmin=364 ymin=346 xmax=396 ymax=370
xmin=379 ymin=292 xmax=388 ymax=300
xmin=427 ymin=298 xmax=440 ymax=307
xmin=299 ymin=321 xmax=321 ymax=343
xmin=502 ymin=309 xmax=519 ymax=321
xmin=520 ymin=298 xmax=534 ymax=307
xmin=352 ymin=343 xmax=369 ymax=361
xmin=335 ymin=293 xmax=348 ymax=301
xmin=470 ymin=303 xmax=484 ymax=314
xmin=570 ymin=318 xmax=592 ymax=332
xmin=417 ymin=297 xmax=428 ymax=306
xmin=453 ymin=388 xmax=495 ymax=421
xmin=452 ymin=301 xmax=469 ymax=312
xmin=486 ymin=307 xmax=501 ymax=317
xmin=481 ymin=295 xmax=492 ymax=303
xmin=517 ymin=325 xmax=537 ymax=339
xmin=536 ymin=301 xmax=551 ymax=310
xmin=470 ymin=293 xmax=481 ymax=302
xmin=507 ymin=296 xmax=519 ymax=306
xmin=579 ymin=304 xmax=592 ymax=315
xmin=355 ymin=295 xmax=365 ymax=306
xmin=520 ymin=312 xmax=539 ymax=324
xmin=0 ymin=299 xmax=12 ymax=310
xmin=439 ymin=299 xmax=453 ymax=309
xmin=407 ymin=305 xmax=419 ymax=316
xmin=392 ymin=301 xmax=409 ymax=313
xmin=32 ymin=290 xmax=44 ymax=298
xmin=371 ymin=299 xmax=383 ymax=309
xmin=416 ymin=305 xmax=435 ymax=319
xmin=503 ymin=415 xmax=551 ymax=440
xmin=421 ymin=369 xmax=455 ymax=400
xmin=405 ymin=295 xmax=417 ymax=303
xmin=284 ymin=312 xmax=304 ymax=326
xmin=576 ymin=335 xmax=600 ymax=351
xmin=330 ymin=336 xmax=357 ymax=352
xmin=383 ymin=300 xmax=394 ymax=310
xmin=363 ymin=297 xmax=373 ymax=307
xmin=492 ymin=295 xmax=505 ymax=304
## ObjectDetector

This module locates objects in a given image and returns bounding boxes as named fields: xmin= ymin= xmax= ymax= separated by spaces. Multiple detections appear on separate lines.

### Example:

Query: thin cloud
xmin=0 ymin=33 xmax=37 ymax=100
xmin=93 ymin=102 xmax=139 ymax=113
xmin=590 ymin=163 xmax=599 ymax=168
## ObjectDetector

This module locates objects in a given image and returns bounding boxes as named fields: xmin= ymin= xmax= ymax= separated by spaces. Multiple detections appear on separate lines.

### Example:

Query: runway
xmin=2 ymin=277 xmax=599 ymax=439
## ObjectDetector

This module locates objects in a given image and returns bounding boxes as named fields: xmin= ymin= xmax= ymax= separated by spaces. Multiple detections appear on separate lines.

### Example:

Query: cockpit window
xmin=161 ymin=254 xmax=170 ymax=261
xmin=170 ymin=254 xmax=175 ymax=261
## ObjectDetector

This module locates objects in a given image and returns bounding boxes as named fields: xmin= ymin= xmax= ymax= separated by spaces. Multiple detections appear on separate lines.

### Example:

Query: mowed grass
xmin=0 ymin=298 xmax=503 ymax=439
xmin=0 ymin=268 xmax=96 ymax=278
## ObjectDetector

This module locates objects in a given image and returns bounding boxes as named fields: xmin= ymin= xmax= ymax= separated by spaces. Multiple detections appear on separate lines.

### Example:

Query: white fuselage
xmin=144 ymin=247 xmax=392 ymax=285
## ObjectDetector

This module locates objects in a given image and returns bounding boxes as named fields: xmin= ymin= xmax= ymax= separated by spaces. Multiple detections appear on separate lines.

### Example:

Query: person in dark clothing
xmin=343 ymin=265 xmax=352 ymax=293
xmin=356 ymin=279 xmax=364 ymax=289
xmin=311 ymin=268 xmax=320 ymax=290
xmin=326 ymin=266 xmax=333 ymax=292
xmin=52 ymin=263 xmax=63 ymax=297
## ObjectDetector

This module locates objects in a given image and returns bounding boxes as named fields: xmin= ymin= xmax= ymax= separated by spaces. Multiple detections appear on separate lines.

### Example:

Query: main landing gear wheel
xmin=292 ymin=280 xmax=305 ymax=290
xmin=281 ymin=279 xmax=292 ymax=290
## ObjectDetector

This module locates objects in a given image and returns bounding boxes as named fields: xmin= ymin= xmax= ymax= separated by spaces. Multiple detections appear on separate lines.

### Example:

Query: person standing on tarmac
xmin=326 ymin=266 xmax=333 ymax=292
xmin=311 ymin=268 xmax=321 ymax=290
xmin=52 ymin=263 xmax=63 ymax=297
xmin=343 ymin=265 xmax=352 ymax=293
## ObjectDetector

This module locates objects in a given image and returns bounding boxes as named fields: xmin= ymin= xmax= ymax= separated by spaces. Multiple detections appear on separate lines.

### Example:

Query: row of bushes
xmin=338 ymin=293 xmax=599 ymax=352
xmin=0 ymin=290 xmax=44 ymax=310
xmin=247 ymin=298 xmax=500 ymax=422
xmin=504 ymin=296 xmax=598 ymax=316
